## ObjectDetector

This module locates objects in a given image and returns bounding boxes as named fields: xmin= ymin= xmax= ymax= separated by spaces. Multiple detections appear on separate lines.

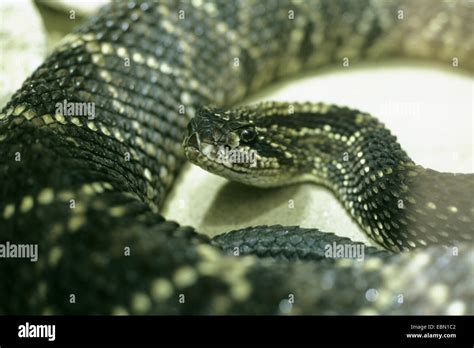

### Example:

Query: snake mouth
xmin=184 ymin=134 xmax=256 ymax=175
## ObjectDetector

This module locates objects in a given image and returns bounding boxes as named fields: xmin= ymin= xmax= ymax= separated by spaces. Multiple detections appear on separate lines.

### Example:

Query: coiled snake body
xmin=0 ymin=0 xmax=473 ymax=315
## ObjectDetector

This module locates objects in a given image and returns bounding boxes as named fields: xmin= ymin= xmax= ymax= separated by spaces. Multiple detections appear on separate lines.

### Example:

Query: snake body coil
xmin=0 ymin=0 xmax=473 ymax=315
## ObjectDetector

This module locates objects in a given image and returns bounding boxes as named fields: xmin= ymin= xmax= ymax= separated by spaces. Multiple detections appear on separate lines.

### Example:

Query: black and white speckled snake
xmin=0 ymin=0 xmax=473 ymax=315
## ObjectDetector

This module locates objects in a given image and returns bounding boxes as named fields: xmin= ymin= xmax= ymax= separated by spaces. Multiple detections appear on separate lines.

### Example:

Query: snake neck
xmin=251 ymin=102 xmax=473 ymax=252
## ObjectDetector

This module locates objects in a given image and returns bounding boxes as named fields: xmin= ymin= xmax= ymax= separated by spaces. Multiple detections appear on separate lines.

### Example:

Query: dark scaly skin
xmin=0 ymin=0 xmax=473 ymax=315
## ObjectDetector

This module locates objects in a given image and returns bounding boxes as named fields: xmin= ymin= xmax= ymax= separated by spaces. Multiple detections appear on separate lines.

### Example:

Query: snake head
xmin=183 ymin=105 xmax=258 ymax=169
xmin=183 ymin=105 xmax=297 ymax=187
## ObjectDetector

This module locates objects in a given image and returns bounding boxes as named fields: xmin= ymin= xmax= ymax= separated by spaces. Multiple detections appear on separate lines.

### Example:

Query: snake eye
xmin=240 ymin=127 xmax=257 ymax=143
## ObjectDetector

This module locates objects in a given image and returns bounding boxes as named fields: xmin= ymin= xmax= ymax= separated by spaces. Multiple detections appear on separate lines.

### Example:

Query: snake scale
xmin=0 ymin=0 xmax=473 ymax=315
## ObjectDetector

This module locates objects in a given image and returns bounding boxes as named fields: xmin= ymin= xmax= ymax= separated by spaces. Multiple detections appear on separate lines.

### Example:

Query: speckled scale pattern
xmin=0 ymin=0 xmax=473 ymax=314
xmin=212 ymin=225 xmax=386 ymax=260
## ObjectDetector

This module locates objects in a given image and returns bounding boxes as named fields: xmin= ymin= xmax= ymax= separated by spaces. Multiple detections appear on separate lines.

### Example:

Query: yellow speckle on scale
xmin=107 ymin=86 xmax=118 ymax=98
xmin=92 ymin=54 xmax=105 ymax=65
xmin=57 ymin=190 xmax=73 ymax=201
xmin=22 ymin=109 xmax=36 ymax=120
xmin=92 ymin=182 xmax=104 ymax=193
xmin=38 ymin=188 xmax=54 ymax=205
xmin=417 ymin=239 xmax=427 ymax=246
xmin=146 ymin=56 xmax=159 ymax=69
xmin=100 ymin=124 xmax=111 ymax=136
xmin=161 ymin=19 xmax=174 ymax=33
xmin=68 ymin=215 xmax=85 ymax=233
xmin=87 ymin=121 xmax=98 ymax=131
xmin=20 ymin=196 xmax=34 ymax=213
xmin=13 ymin=104 xmax=26 ymax=115
xmin=71 ymin=117 xmax=82 ymax=127
xmin=99 ymin=70 xmax=112 ymax=82
xmin=82 ymin=33 xmax=94 ymax=41
xmin=101 ymin=42 xmax=113 ymax=54
xmin=132 ymin=52 xmax=145 ymax=64
xmin=3 ymin=204 xmax=15 ymax=219
xmin=117 ymin=47 xmax=128 ymax=58
xmin=85 ymin=42 xmax=100 ymax=53
xmin=230 ymin=281 xmax=252 ymax=301
xmin=131 ymin=293 xmax=151 ymax=314
xmin=412 ymin=252 xmax=430 ymax=269
xmin=145 ymin=143 xmax=157 ymax=157
xmin=112 ymin=100 xmax=125 ymax=114
xmin=49 ymin=223 xmax=64 ymax=241
xmin=143 ymin=168 xmax=153 ymax=182
xmin=355 ymin=114 xmax=365 ymax=124
xmin=448 ymin=206 xmax=458 ymax=213
xmin=336 ymin=259 xmax=353 ymax=268
xmin=160 ymin=166 xmax=169 ymax=181
xmin=364 ymin=258 xmax=382 ymax=271
xmin=427 ymin=202 xmax=437 ymax=210
xmin=173 ymin=266 xmax=198 ymax=288
xmin=428 ymin=283 xmax=449 ymax=305
xmin=103 ymin=182 xmax=113 ymax=190
xmin=151 ymin=278 xmax=174 ymax=301
xmin=113 ymin=129 xmax=124 ymax=142
xmin=80 ymin=184 xmax=95 ymax=196
xmin=135 ymin=136 xmax=145 ymax=149
xmin=48 ymin=247 xmax=63 ymax=267
xmin=131 ymin=120 xmax=141 ymax=131
xmin=41 ymin=114 xmax=54 ymax=124
xmin=109 ymin=206 xmax=126 ymax=217
xmin=196 ymin=244 xmax=221 ymax=262
xmin=54 ymin=113 xmax=66 ymax=124
xmin=160 ymin=63 xmax=172 ymax=74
